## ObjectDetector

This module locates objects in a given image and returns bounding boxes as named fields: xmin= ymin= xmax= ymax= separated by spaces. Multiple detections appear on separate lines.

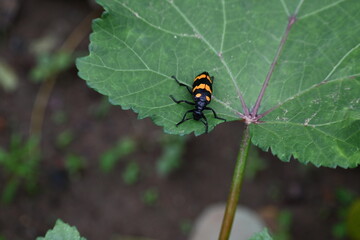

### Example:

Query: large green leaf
xmin=77 ymin=0 xmax=360 ymax=168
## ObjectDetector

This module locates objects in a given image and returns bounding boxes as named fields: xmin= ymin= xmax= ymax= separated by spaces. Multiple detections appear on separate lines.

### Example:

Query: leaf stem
xmin=251 ymin=15 xmax=296 ymax=118
xmin=219 ymin=125 xmax=251 ymax=240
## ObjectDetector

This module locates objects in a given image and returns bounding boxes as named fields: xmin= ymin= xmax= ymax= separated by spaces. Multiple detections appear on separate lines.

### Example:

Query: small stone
xmin=190 ymin=204 xmax=265 ymax=240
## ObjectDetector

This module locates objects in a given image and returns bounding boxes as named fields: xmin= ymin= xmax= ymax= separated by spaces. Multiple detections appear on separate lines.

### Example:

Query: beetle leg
xmin=170 ymin=95 xmax=195 ymax=105
xmin=176 ymin=110 xmax=194 ymax=126
xmin=171 ymin=75 xmax=192 ymax=95
xmin=205 ymin=107 xmax=226 ymax=121
xmin=200 ymin=113 xmax=209 ymax=133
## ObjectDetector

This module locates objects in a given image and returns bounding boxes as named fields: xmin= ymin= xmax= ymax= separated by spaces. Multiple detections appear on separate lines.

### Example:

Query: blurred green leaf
xmin=30 ymin=35 xmax=58 ymax=55
xmin=179 ymin=219 xmax=192 ymax=235
xmin=31 ymin=51 xmax=73 ymax=83
xmin=0 ymin=134 xmax=41 ymax=203
xmin=347 ymin=199 xmax=360 ymax=240
xmin=52 ymin=110 xmax=68 ymax=125
xmin=36 ymin=219 xmax=86 ymax=240
xmin=100 ymin=137 xmax=137 ymax=173
xmin=250 ymin=228 xmax=273 ymax=240
xmin=0 ymin=59 xmax=18 ymax=92
xmin=332 ymin=222 xmax=347 ymax=239
xmin=122 ymin=161 xmax=140 ymax=185
xmin=1 ymin=178 xmax=20 ymax=204
xmin=65 ymin=154 xmax=85 ymax=176
xmin=336 ymin=188 xmax=356 ymax=206
xmin=56 ymin=130 xmax=74 ymax=149
xmin=142 ymin=188 xmax=158 ymax=206
xmin=156 ymin=135 xmax=187 ymax=177
xmin=273 ymin=210 xmax=292 ymax=240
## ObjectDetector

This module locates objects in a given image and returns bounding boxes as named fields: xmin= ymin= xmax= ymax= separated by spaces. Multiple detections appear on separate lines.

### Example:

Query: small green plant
xmin=156 ymin=135 xmax=187 ymax=177
xmin=56 ymin=129 xmax=74 ymax=149
xmin=65 ymin=153 xmax=86 ymax=176
xmin=0 ymin=134 xmax=40 ymax=203
xmin=179 ymin=219 xmax=192 ymax=235
xmin=30 ymin=51 xmax=74 ymax=83
xmin=332 ymin=223 xmax=347 ymax=240
xmin=347 ymin=199 xmax=360 ymax=240
xmin=100 ymin=137 xmax=137 ymax=173
xmin=0 ymin=58 xmax=18 ymax=92
xmin=336 ymin=188 xmax=357 ymax=206
xmin=122 ymin=161 xmax=140 ymax=185
xmin=142 ymin=188 xmax=158 ymax=206
xmin=332 ymin=188 xmax=358 ymax=239
xmin=52 ymin=110 xmax=68 ymax=125
xmin=273 ymin=210 xmax=292 ymax=240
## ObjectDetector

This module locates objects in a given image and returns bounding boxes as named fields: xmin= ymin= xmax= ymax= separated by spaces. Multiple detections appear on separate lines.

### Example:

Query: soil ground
xmin=0 ymin=1 xmax=359 ymax=240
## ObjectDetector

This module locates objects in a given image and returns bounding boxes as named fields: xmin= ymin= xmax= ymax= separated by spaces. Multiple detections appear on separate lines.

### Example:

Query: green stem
xmin=219 ymin=125 xmax=251 ymax=240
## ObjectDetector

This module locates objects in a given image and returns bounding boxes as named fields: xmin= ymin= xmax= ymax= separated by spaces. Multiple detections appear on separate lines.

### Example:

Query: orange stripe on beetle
xmin=192 ymin=84 xmax=212 ymax=93
xmin=194 ymin=74 xmax=212 ymax=83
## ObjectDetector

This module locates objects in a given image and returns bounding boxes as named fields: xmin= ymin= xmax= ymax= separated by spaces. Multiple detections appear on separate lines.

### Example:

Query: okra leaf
xmin=77 ymin=0 xmax=360 ymax=168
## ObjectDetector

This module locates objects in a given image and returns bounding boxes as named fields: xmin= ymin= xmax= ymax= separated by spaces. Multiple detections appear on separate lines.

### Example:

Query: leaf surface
xmin=77 ymin=0 xmax=360 ymax=167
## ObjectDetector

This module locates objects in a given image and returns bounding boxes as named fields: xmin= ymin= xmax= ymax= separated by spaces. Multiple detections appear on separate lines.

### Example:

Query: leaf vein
xmin=263 ymin=76 xmax=359 ymax=117
xmin=279 ymin=0 xmax=290 ymax=16
xmin=298 ymin=0 xmax=347 ymax=20
xmin=324 ymin=42 xmax=360 ymax=81
xmin=96 ymin=22 xmax=151 ymax=70
xmin=116 ymin=0 xmax=197 ymax=38
xmin=220 ymin=0 xmax=226 ymax=52
xmin=261 ymin=121 xmax=358 ymax=148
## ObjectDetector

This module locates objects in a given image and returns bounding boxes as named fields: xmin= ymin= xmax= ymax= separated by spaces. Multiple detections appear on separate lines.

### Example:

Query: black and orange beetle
xmin=170 ymin=72 xmax=226 ymax=133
